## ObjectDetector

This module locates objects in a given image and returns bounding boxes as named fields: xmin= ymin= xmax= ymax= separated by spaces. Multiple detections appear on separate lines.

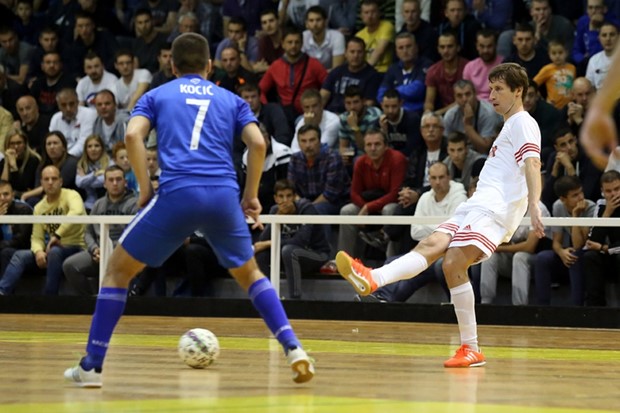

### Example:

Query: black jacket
xmin=589 ymin=199 xmax=620 ymax=249
xmin=260 ymin=198 xmax=331 ymax=254
xmin=0 ymin=200 xmax=33 ymax=250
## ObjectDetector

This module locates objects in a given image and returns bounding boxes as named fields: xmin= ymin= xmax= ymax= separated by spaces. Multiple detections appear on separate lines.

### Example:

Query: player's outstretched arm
xmin=524 ymin=157 xmax=545 ymax=238
xmin=125 ymin=115 xmax=152 ymax=207
xmin=581 ymin=47 xmax=620 ymax=168
xmin=240 ymin=122 xmax=267 ymax=222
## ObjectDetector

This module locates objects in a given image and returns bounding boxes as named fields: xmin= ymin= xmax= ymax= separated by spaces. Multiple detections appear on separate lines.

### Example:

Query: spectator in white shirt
xmin=586 ymin=21 xmax=619 ymax=90
xmin=113 ymin=49 xmax=152 ymax=115
xmin=302 ymin=5 xmax=346 ymax=70
xmin=48 ymin=88 xmax=97 ymax=157
xmin=292 ymin=88 xmax=341 ymax=152
xmin=76 ymin=52 xmax=119 ymax=108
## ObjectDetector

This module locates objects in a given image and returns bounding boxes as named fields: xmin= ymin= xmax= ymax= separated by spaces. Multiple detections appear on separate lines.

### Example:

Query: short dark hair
xmin=228 ymin=16 xmax=247 ymax=31
xmin=260 ymin=9 xmax=278 ymax=19
xmin=601 ymin=170 xmax=620 ymax=186
xmin=554 ymin=175 xmax=582 ymax=198
xmin=476 ymin=28 xmax=497 ymax=42
xmin=305 ymin=5 xmax=327 ymax=20
xmin=454 ymin=79 xmax=475 ymax=91
xmin=134 ymin=8 xmax=152 ymax=19
xmin=361 ymin=0 xmax=380 ymax=8
xmin=158 ymin=42 xmax=172 ymax=54
xmin=114 ymin=48 xmax=134 ymax=61
xmin=237 ymin=82 xmax=259 ymax=94
xmin=39 ymin=25 xmax=58 ymax=37
xmin=274 ymin=179 xmax=296 ymax=194
xmin=221 ymin=46 xmax=240 ymax=57
xmin=298 ymin=124 xmax=321 ymax=140
xmin=514 ymin=23 xmax=535 ymax=35
xmin=282 ymin=26 xmax=303 ymax=41
xmin=382 ymin=89 xmax=401 ymax=101
xmin=552 ymin=126 xmax=574 ymax=145
xmin=364 ymin=128 xmax=387 ymax=143
xmin=347 ymin=36 xmax=366 ymax=49
xmin=74 ymin=11 xmax=95 ymax=23
xmin=438 ymin=30 xmax=458 ymax=43
xmin=447 ymin=131 xmax=467 ymax=145
xmin=42 ymin=50 xmax=62 ymax=61
xmin=172 ymin=33 xmax=210 ymax=74
xmin=84 ymin=50 xmax=101 ymax=62
xmin=104 ymin=164 xmax=125 ymax=178
xmin=300 ymin=88 xmax=321 ymax=102
xmin=95 ymin=88 xmax=116 ymax=102
xmin=600 ymin=21 xmax=619 ymax=32
xmin=395 ymin=31 xmax=416 ymax=43
xmin=344 ymin=84 xmax=362 ymax=98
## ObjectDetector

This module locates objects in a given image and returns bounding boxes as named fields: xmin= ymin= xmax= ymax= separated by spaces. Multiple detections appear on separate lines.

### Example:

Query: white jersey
xmin=465 ymin=110 xmax=541 ymax=235
xmin=76 ymin=71 xmax=119 ymax=108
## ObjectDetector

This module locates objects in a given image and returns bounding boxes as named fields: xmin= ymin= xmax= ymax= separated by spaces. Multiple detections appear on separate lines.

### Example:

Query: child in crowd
xmin=112 ymin=142 xmax=137 ymax=193
xmin=533 ymin=40 xmax=576 ymax=110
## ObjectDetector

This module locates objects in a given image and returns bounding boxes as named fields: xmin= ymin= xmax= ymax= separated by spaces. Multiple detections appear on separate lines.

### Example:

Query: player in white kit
xmin=336 ymin=63 xmax=546 ymax=367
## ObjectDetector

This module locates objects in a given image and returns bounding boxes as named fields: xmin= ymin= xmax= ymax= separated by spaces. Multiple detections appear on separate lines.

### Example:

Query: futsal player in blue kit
xmin=64 ymin=33 xmax=315 ymax=386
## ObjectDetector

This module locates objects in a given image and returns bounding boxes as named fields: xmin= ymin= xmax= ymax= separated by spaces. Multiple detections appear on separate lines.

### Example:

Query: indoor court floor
xmin=1 ymin=314 xmax=619 ymax=413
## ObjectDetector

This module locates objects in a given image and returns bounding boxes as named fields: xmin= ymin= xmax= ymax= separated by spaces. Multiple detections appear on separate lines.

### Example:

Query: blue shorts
xmin=119 ymin=185 xmax=253 ymax=268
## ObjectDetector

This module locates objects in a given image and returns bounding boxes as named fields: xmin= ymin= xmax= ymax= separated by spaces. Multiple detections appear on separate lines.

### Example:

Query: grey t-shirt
xmin=0 ymin=41 xmax=33 ymax=75
xmin=552 ymin=198 xmax=596 ymax=247
xmin=443 ymin=100 xmax=503 ymax=141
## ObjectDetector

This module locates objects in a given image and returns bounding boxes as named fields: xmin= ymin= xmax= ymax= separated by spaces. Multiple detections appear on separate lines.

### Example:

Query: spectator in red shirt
xmin=337 ymin=128 xmax=407 ymax=257
xmin=259 ymin=27 xmax=327 ymax=130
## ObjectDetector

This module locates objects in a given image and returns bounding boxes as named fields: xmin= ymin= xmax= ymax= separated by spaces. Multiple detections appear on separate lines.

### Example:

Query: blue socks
xmin=81 ymin=279 xmax=299 ymax=370
xmin=81 ymin=287 xmax=128 ymax=371
xmin=248 ymin=278 xmax=301 ymax=352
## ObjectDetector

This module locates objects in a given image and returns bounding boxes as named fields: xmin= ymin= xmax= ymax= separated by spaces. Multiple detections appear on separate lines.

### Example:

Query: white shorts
xmin=435 ymin=205 xmax=512 ymax=264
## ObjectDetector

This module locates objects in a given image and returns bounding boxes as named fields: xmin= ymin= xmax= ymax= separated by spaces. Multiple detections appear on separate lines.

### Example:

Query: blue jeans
xmin=312 ymin=200 xmax=343 ymax=245
xmin=534 ymin=249 xmax=585 ymax=306
xmin=0 ymin=246 xmax=83 ymax=295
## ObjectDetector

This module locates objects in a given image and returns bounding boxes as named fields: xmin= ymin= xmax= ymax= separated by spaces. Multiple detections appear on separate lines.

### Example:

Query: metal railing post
xmin=269 ymin=222 xmax=281 ymax=297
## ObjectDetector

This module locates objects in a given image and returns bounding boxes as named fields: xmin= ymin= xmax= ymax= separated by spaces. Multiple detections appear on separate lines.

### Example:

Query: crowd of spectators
xmin=0 ymin=0 xmax=619 ymax=306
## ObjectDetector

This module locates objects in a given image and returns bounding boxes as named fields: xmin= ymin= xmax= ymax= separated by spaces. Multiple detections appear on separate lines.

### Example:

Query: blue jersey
xmin=131 ymin=74 xmax=257 ymax=190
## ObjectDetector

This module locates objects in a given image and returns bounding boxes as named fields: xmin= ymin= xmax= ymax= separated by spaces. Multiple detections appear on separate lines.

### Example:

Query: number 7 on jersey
xmin=186 ymin=98 xmax=211 ymax=150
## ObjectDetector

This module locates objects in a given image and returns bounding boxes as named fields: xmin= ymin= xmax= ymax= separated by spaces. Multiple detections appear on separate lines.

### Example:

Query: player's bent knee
xmin=229 ymin=257 xmax=263 ymax=291
xmin=417 ymin=232 xmax=450 ymax=257
xmin=103 ymin=245 xmax=146 ymax=287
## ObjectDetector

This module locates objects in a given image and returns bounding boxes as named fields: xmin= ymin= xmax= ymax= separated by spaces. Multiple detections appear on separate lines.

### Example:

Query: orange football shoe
xmin=444 ymin=345 xmax=486 ymax=368
xmin=335 ymin=251 xmax=377 ymax=296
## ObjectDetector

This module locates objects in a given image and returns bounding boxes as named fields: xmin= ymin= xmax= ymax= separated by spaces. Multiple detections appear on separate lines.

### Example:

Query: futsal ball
xmin=178 ymin=328 xmax=220 ymax=369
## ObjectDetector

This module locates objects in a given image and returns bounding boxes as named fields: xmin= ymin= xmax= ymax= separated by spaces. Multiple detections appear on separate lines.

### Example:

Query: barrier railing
xmin=1 ymin=215 xmax=619 ymax=296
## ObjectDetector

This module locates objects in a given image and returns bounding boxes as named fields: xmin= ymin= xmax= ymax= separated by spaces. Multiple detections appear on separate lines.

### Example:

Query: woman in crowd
xmin=21 ymin=131 xmax=78 ymax=207
xmin=76 ymin=135 xmax=112 ymax=211
xmin=0 ymin=129 xmax=41 ymax=198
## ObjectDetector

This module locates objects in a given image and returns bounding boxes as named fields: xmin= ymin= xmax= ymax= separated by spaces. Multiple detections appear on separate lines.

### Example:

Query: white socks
xmin=450 ymin=282 xmax=478 ymax=350
xmin=371 ymin=251 xmax=428 ymax=288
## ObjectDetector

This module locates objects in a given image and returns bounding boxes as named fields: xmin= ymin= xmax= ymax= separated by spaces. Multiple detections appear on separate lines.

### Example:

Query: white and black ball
xmin=178 ymin=328 xmax=220 ymax=369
